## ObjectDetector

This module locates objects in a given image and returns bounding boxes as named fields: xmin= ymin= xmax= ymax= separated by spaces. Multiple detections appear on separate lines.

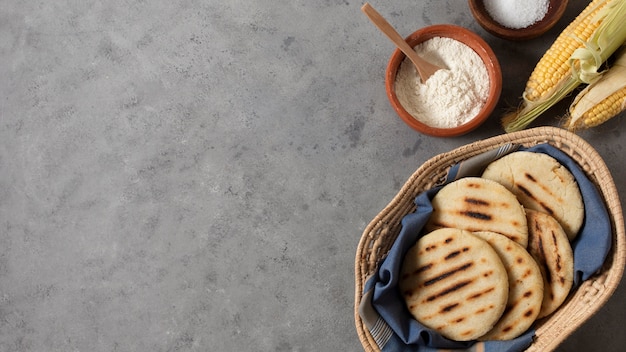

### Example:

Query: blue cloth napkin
xmin=358 ymin=143 xmax=612 ymax=352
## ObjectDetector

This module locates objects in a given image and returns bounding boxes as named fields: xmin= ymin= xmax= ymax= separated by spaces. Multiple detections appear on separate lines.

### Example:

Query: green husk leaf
xmin=570 ymin=0 xmax=626 ymax=83
xmin=566 ymin=46 xmax=626 ymax=129
xmin=503 ymin=77 xmax=581 ymax=133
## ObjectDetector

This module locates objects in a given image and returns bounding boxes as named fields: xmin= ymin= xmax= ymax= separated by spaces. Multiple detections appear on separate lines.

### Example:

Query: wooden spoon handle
xmin=361 ymin=3 xmax=440 ymax=82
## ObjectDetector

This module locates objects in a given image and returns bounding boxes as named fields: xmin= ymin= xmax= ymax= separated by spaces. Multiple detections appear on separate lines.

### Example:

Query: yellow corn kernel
xmin=524 ymin=0 xmax=608 ymax=102
xmin=573 ymin=86 xmax=626 ymax=129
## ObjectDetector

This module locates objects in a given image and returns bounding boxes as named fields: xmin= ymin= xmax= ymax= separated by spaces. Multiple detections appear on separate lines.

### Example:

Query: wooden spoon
xmin=361 ymin=3 xmax=442 ymax=82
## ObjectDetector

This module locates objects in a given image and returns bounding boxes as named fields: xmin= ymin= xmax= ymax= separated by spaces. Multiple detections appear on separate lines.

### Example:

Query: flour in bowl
xmin=395 ymin=37 xmax=490 ymax=129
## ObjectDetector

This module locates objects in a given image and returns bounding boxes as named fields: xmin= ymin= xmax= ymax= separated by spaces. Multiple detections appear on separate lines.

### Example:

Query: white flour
xmin=395 ymin=37 xmax=490 ymax=129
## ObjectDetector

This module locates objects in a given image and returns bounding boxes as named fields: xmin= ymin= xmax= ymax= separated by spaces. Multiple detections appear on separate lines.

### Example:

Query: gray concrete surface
xmin=1 ymin=0 xmax=624 ymax=351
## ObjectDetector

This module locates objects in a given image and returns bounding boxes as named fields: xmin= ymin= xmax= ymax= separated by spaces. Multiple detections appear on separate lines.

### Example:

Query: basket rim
xmin=354 ymin=126 xmax=625 ymax=352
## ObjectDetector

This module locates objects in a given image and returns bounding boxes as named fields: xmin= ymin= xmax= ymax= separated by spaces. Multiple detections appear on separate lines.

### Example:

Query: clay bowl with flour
xmin=385 ymin=24 xmax=502 ymax=137
xmin=468 ymin=0 xmax=568 ymax=41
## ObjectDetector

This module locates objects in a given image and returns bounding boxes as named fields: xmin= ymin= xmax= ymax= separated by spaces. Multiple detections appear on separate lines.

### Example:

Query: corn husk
xmin=564 ymin=46 xmax=626 ymax=130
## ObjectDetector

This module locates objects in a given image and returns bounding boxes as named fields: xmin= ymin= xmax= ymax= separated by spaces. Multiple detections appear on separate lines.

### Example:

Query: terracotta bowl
xmin=468 ymin=0 xmax=568 ymax=41
xmin=385 ymin=24 xmax=502 ymax=137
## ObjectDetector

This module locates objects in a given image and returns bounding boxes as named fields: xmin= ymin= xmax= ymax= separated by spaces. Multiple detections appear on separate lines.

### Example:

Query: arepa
xmin=425 ymin=177 xmax=528 ymax=247
xmin=399 ymin=228 xmax=509 ymax=341
xmin=473 ymin=231 xmax=544 ymax=341
xmin=481 ymin=151 xmax=583 ymax=240
xmin=525 ymin=209 xmax=574 ymax=319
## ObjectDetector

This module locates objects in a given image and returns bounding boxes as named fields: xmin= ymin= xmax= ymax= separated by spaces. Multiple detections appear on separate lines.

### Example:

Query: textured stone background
xmin=1 ymin=0 xmax=624 ymax=351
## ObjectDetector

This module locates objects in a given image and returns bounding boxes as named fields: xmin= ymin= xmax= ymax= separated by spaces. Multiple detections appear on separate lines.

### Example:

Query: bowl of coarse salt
xmin=385 ymin=24 xmax=502 ymax=137
xmin=468 ymin=0 xmax=569 ymax=41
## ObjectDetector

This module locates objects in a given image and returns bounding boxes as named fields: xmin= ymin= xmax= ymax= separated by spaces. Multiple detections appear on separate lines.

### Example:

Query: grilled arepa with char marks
xmin=525 ymin=209 xmax=574 ymax=319
xmin=473 ymin=231 xmax=544 ymax=341
xmin=399 ymin=228 xmax=509 ymax=341
xmin=425 ymin=177 xmax=528 ymax=247
xmin=481 ymin=151 xmax=583 ymax=241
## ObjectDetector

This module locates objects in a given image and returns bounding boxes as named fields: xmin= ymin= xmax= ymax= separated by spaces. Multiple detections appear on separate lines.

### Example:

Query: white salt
xmin=484 ymin=0 xmax=549 ymax=29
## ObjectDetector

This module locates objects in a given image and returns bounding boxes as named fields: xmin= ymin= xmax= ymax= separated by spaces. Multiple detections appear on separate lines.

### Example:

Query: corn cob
xmin=524 ymin=0 xmax=607 ymax=102
xmin=502 ymin=0 xmax=626 ymax=132
xmin=564 ymin=47 xmax=626 ymax=130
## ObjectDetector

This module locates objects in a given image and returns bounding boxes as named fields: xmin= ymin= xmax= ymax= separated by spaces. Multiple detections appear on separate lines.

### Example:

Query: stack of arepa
xmin=400 ymin=151 xmax=583 ymax=341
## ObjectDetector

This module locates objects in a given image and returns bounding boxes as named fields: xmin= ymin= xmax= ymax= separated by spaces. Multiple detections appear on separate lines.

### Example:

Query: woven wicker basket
xmin=354 ymin=126 xmax=625 ymax=352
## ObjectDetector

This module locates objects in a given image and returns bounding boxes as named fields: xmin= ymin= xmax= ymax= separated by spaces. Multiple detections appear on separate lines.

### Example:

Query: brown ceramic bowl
xmin=468 ymin=0 xmax=568 ymax=41
xmin=385 ymin=24 xmax=502 ymax=137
